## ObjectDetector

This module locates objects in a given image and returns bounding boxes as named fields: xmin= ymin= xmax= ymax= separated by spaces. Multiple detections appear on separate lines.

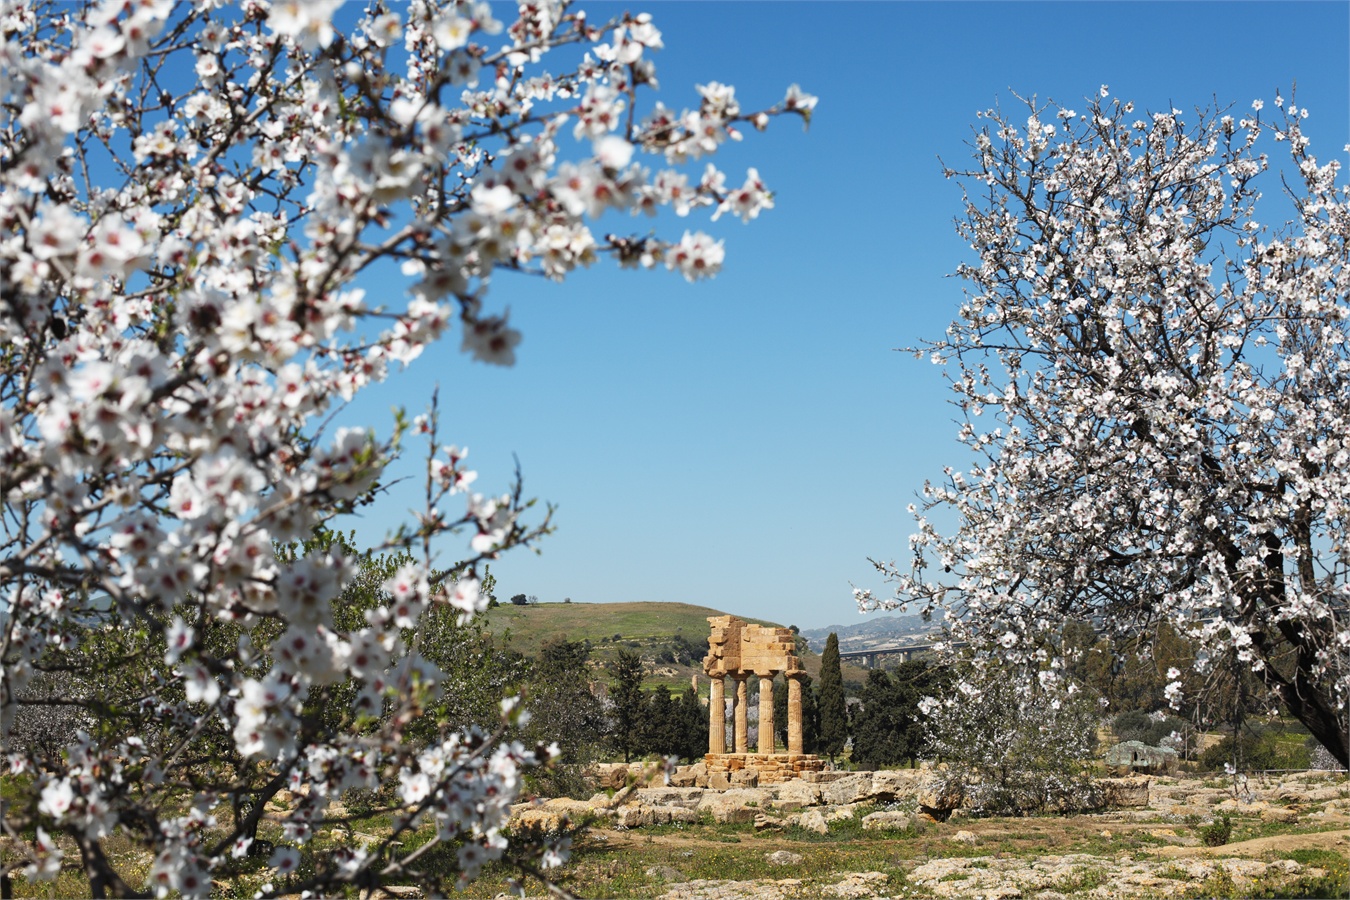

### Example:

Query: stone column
xmin=734 ymin=675 xmax=749 ymax=753
xmin=708 ymin=676 xmax=726 ymax=754
xmin=758 ymin=675 xmax=775 ymax=754
xmin=787 ymin=674 xmax=803 ymax=755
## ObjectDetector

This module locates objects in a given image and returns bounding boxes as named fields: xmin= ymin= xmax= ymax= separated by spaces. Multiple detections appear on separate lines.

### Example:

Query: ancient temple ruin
xmin=702 ymin=615 xmax=824 ymax=784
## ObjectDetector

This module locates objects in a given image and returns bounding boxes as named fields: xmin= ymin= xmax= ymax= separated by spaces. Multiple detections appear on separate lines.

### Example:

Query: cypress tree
xmin=609 ymin=650 xmax=646 ymax=763
xmin=818 ymin=633 xmax=848 ymax=761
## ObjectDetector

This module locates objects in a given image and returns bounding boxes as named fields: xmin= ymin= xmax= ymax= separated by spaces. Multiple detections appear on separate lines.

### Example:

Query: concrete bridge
xmin=838 ymin=640 xmax=966 ymax=668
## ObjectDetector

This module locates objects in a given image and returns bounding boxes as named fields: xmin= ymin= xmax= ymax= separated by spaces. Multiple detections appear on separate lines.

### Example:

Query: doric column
xmin=758 ymin=675 xmax=775 ymax=754
xmin=734 ymin=675 xmax=749 ymax=753
xmin=787 ymin=674 xmax=803 ymax=755
xmin=708 ymin=676 xmax=726 ymax=754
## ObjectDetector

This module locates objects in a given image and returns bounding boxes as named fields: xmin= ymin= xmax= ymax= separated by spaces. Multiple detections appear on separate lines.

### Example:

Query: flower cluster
xmin=0 ymin=0 xmax=810 ymax=894
xmin=864 ymin=89 xmax=1349 ymax=769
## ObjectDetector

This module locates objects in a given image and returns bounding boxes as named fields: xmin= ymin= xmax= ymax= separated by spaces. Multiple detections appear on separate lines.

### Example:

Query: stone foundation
xmin=704 ymin=752 xmax=826 ymax=786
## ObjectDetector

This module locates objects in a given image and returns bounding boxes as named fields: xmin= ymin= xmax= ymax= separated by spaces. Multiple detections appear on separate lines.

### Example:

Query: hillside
xmin=484 ymin=601 xmax=871 ymax=693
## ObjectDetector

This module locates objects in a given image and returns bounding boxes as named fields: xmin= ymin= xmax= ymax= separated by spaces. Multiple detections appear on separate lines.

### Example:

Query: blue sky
xmin=341 ymin=2 xmax=1350 ymax=630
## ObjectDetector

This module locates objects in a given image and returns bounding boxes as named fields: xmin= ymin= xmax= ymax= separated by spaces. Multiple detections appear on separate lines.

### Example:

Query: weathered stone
xmin=868 ymin=769 xmax=920 ymax=801
xmin=1098 ymin=776 xmax=1151 ymax=809
xmin=824 ymin=804 xmax=859 ymax=823
xmin=822 ymin=773 xmax=874 ymax=806
xmin=821 ymin=871 xmax=888 ymax=899
xmin=753 ymin=813 xmax=781 ymax=831
xmin=951 ymin=829 xmax=978 ymax=845
xmin=916 ymin=773 xmax=963 ymax=820
xmin=766 ymin=850 xmax=804 ymax=866
xmin=708 ymin=772 xmax=731 ymax=790
xmin=670 ymin=765 xmax=699 ymax=788
xmin=636 ymin=787 xmax=705 ymax=809
xmin=861 ymin=810 xmax=914 ymax=832
xmin=731 ymin=768 xmax=760 ymax=787
xmin=1104 ymin=740 xmax=1179 ymax=775
xmin=708 ymin=802 xmax=756 ymax=825
xmin=798 ymin=808 xmax=829 ymax=834
xmin=1261 ymin=806 xmax=1299 ymax=824
xmin=614 ymin=805 xmax=654 ymax=828
xmin=646 ymin=865 xmax=685 ymax=881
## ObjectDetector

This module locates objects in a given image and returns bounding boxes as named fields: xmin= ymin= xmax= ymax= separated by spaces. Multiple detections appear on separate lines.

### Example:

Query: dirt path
xmin=1155 ymin=827 xmax=1350 ymax=858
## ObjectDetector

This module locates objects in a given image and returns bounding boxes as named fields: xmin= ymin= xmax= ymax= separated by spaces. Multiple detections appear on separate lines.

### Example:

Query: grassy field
xmin=484 ymin=601 xmax=872 ymax=691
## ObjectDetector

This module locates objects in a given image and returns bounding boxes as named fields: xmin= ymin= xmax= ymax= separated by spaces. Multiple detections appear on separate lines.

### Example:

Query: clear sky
xmin=339 ymin=2 xmax=1350 ymax=630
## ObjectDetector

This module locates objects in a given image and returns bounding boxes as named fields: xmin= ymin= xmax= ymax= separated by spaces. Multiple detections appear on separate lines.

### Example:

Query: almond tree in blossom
xmin=0 ymin=0 xmax=813 ymax=894
xmin=860 ymin=89 xmax=1349 ymax=768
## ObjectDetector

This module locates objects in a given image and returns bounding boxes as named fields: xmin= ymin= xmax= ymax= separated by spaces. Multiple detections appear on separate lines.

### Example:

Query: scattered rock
xmin=671 ymin=764 xmax=702 ymax=788
xmin=822 ymin=871 xmax=889 ymax=899
xmin=1260 ymin=806 xmax=1299 ymax=825
xmin=753 ymin=813 xmax=781 ymax=831
xmin=861 ymin=810 xmax=914 ymax=832
xmin=916 ymin=773 xmax=963 ymax=821
xmin=951 ymin=829 xmax=978 ymax=845
xmin=646 ymin=865 xmax=685 ymax=881
xmin=765 ymin=850 xmax=804 ymax=866
xmin=798 ymin=808 xmax=829 ymax=834
xmin=824 ymin=804 xmax=859 ymax=823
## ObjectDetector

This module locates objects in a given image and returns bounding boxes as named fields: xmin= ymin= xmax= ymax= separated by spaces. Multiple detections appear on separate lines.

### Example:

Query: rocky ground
xmin=499 ymin=768 xmax=1350 ymax=899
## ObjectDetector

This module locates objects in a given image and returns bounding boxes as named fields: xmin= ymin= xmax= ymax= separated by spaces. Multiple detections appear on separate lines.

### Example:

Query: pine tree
xmin=818 ymin=633 xmax=848 ymax=761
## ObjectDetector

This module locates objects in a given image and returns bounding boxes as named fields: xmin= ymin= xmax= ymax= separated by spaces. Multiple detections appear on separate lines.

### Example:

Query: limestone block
xmin=916 ymin=773 xmax=964 ymax=816
xmin=1098 ymin=776 xmax=1151 ymax=809
xmin=869 ymin=769 xmax=921 ymax=801
xmin=697 ymin=788 xmax=770 ymax=811
xmin=771 ymin=779 xmax=822 ymax=809
xmin=753 ymin=812 xmax=781 ymax=830
xmin=798 ymin=808 xmax=830 ymax=834
xmin=1260 ymin=806 xmax=1299 ymax=824
xmin=823 ymin=773 xmax=875 ymax=806
xmin=665 ymin=805 xmax=699 ymax=824
xmin=614 ymin=805 xmax=654 ymax=828
xmin=708 ymin=773 xmax=731 ymax=791
xmin=635 ymin=787 xmax=705 ymax=809
xmin=824 ymin=804 xmax=859 ymax=823
xmin=707 ymin=800 xmax=756 ymax=825
xmin=766 ymin=850 xmax=804 ymax=866
xmin=861 ymin=810 xmax=915 ymax=832
xmin=731 ymin=768 xmax=760 ymax=787
xmin=646 ymin=865 xmax=685 ymax=881
xmin=670 ymin=767 xmax=696 ymax=788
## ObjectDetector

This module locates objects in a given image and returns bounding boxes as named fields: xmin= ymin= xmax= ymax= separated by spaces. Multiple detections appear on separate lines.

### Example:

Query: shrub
xmin=1200 ymin=814 xmax=1233 ymax=847
xmin=924 ymin=662 xmax=1101 ymax=816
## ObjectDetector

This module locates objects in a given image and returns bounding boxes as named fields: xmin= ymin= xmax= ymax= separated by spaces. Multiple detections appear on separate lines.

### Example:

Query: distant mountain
xmin=799 ymin=613 xmax=934 ymax=654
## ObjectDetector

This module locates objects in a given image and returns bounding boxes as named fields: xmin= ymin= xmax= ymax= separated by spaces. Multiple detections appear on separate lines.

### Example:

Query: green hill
xmin=484 ymin=601 xmax=870 ymax=693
